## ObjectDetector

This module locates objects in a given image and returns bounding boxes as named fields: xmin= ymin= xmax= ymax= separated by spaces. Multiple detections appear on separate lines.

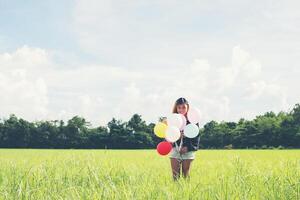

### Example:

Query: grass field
xmin=0 ymin=149 xmax=299 ymax=200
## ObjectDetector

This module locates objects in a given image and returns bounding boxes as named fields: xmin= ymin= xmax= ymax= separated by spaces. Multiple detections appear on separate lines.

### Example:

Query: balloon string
xmin=179 ymin=136 xmax=183 ymax=149
xmin=174 ymin=137 xmax=183 ymax=162
xmin=175 ymin=142 xmax=179 ymax=152
xmin=179 ymin=137 xmax=183 ymax=161
xmin=174 ymin=137 xmax=183 ymax=152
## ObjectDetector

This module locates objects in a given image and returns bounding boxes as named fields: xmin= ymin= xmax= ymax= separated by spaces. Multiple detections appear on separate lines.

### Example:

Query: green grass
xmin=0 ymin=149 xmax=299 ymax=200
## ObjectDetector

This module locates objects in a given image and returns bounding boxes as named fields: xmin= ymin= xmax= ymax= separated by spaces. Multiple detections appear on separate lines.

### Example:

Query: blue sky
xmin=1 ymin=1 xmax=73 ymax=49
xmin=0 ymin=0 xmax=299 ymax=126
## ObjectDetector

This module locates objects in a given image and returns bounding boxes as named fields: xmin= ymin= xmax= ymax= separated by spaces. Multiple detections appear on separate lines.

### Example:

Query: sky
xmin=0 ymin=0 xmax=299 ymax=126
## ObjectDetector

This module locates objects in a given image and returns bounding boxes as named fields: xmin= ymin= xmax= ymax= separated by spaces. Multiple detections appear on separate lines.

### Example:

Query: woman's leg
xmin=182 ymin=159 xmax=193 ymax=178
xmin=170 ymin=158 xmax=181 ymax=180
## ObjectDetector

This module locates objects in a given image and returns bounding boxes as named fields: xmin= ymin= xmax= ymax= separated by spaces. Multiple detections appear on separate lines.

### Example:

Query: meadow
xmin=0 ymin=149 xmax=299 ymax=200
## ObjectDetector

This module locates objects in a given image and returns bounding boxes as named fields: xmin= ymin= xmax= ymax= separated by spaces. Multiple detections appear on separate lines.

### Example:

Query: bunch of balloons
xmin=154 ymin=107 xmax=201 ymax=156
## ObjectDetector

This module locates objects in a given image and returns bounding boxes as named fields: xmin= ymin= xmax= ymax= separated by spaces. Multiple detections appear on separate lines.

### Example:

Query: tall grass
xmin=0 ymin=149 xmax=299 ymax=199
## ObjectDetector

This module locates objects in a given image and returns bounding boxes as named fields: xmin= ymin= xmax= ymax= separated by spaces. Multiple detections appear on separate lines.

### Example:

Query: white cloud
xmin=1 ymin=0 xmax=300 ymax=127
xmin=0 ymin=44 xmax=297 ymax=126
xmin=0 ymin=46 xmax=49 ymax=120
xmin=69 ymin=0 xmax=299 ymax=125
xmin=71 ymin=0 xmax=300 ymax=70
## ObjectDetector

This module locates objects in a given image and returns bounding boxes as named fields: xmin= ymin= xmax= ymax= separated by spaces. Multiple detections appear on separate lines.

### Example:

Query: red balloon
xmin=156 ymin=141 xmax=172 ymax=156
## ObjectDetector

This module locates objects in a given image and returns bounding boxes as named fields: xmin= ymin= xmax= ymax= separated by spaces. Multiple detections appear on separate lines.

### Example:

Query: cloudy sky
xmin=0 ymin=0 xmax=299 ymax=126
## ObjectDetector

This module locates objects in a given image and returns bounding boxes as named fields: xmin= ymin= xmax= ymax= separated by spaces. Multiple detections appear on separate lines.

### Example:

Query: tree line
xmin=0 ymin=104 xmax=299 ymax=149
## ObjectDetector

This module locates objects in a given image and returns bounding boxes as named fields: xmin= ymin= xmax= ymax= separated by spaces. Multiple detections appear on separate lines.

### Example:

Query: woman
xmin=169 ymin=97 xmax=200 ymax=180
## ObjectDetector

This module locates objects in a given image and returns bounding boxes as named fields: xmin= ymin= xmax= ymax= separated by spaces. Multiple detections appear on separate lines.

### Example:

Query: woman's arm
xmin=187 ymin=134 xmax=200 ymax=151
xmin=187 ymin=122 xmax=200 ymax=151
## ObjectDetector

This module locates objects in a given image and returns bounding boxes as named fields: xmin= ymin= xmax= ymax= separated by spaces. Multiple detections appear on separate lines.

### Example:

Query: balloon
xmin=184 ymin=123 xmax=199 ymax=138
xmin=179 ymin=114 xmax=187 ymax=131
xmin=167 ymin=114 xmax=183 ymax=129
xmin=187 ymin=107 xmax=201 ymax=124
xmin=154 ymin=122 xmax=167 ymax=138
xmin=156 ymin=141 xmax=172 ymax=156
xmin=165 ymin=126 xmax=181 ymax=142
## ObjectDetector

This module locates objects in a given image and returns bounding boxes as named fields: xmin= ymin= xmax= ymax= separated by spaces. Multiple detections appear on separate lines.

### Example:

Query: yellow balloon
xmin=154 ymin=122 xmax=167 ymax=138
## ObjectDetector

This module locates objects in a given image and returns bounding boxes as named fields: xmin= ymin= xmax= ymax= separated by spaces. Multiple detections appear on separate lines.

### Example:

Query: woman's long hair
xmin=172 ymin=97 xmax=189 ymax=113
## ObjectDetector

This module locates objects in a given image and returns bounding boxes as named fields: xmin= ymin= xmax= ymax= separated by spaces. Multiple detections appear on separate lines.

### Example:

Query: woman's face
xmin=177 ymin=104 xmax=188 ymax=115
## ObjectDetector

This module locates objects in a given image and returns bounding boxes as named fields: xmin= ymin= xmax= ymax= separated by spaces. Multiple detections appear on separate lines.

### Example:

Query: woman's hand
xmin=179 ymin=146 xmax=188 ymax=154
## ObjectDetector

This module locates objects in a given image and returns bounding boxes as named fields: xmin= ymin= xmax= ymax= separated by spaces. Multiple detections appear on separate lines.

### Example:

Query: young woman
xmin=169 ymin=97 xmax=200 ymax=180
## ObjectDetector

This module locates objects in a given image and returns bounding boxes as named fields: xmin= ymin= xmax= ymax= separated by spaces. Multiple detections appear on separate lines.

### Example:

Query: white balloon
xmin=167 ymin=114 xmax=183 ymax=129
xmin=165 ymin=126 xmax=181 ymax=142
xmin=184 ymin=124 xmax=199 ymax=138
xmin=179 ymin=114 xmax=187 ymax=131
xmin=187 ymin=107 xmax=201 ymax=124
